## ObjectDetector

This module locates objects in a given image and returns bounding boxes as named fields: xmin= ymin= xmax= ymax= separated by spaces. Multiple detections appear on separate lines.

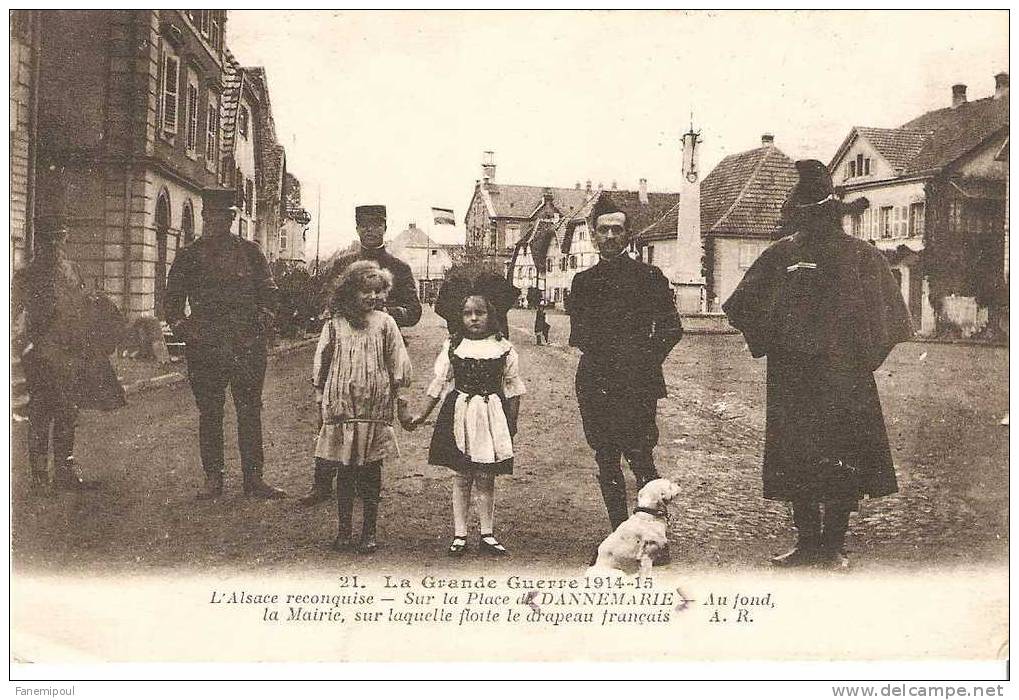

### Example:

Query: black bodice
xmin=451 ymin=354 xmax=507 ymax=397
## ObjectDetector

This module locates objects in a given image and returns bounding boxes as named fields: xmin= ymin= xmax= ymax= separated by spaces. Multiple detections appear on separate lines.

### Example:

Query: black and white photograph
xmin=7 ymin=8 xmax=1010 ymax=687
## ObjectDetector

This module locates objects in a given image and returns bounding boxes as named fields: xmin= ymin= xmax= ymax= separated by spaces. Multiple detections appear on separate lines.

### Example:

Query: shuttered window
xmin=205 ymin=95 xmax=219 ymax=163
xmin=162 ymin=52 xmax=180 ymax=134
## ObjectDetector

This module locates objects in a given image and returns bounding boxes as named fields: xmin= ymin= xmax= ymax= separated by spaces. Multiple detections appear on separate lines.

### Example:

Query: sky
xmin=227 ymin=10 xmax=1008 ymax=258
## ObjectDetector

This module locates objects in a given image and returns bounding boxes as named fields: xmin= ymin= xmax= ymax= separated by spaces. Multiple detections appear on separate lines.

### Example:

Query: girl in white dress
xmin=406 ymin=292 xmax=525 ymax=556
xmin=312 ymin=261 xmax=413 ymax=553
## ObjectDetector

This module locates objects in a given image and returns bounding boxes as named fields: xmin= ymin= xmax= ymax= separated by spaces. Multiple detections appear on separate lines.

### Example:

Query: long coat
xmin=722 ymin=221 xmax=913 ymax=504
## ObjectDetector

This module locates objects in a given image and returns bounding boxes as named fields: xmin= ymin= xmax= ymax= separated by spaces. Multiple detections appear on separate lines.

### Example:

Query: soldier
xmin=12 ymin=216 xmax=113 ymax=493
xmin=568 ymin=194 xmax=684 ymax=535
xmin=299 ymin=204 xmax=422 ymax=506
xmin=723 ymin=160 xmax=913 ymax=569
xmin=165 ymin=189 xmax=285 ymax=500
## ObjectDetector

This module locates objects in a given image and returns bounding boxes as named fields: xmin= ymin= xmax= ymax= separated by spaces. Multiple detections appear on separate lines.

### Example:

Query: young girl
xmin=312 ymin=260 xmax=413 ymax=553
xmin=406 ymin=289 xmax=526 ymax=556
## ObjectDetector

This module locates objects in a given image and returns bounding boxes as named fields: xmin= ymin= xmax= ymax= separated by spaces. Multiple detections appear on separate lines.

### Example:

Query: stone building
xmin=30 ymin=10 xmax=228 ymax=318
xmin=830 ymin=75 xmax=1009 ymax=335
xmin=9 ymin=11 xmax=38 ymax=270
xmin=387 ymin=223 xmax=456 ymax=303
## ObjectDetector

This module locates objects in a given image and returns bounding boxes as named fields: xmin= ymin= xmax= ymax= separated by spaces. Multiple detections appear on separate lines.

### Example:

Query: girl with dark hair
xmin=405 ymin=288 xmax=526 ymax=557
xmin=312 ymin=260 xmax=414 ymax=553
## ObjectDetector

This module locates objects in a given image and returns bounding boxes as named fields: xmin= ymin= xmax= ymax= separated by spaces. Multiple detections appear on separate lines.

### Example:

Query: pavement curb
xmin=121 ymin=337 xmax=319 ymax=397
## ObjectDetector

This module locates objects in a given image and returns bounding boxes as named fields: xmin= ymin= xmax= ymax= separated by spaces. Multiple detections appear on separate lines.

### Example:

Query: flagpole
xmin=314 ymin=183 xmax=322 ymax=274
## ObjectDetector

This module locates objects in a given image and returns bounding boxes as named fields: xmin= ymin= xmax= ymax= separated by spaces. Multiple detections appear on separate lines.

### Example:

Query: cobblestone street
xmin=11 ymin=307 xmax=1009 ymax=575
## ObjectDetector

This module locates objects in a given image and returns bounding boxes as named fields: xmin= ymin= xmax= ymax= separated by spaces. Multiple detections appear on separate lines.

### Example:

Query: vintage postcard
xmin=8 ymin=9 xmax=1009 ymax=683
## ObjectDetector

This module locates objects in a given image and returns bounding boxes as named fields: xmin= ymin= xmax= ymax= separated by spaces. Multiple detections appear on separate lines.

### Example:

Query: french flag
xmin=432 ymin=207 xmax=455 ymax=226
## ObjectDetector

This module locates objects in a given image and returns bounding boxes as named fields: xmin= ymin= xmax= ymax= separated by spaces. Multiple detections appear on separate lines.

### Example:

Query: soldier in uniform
xmin=12 ymin=216 xmax=113 ymax=493
xmin=299 ymin=204 xmax=422 ymax=506
xmin=723 ymin=160 xmax=913 ymax=569
xmin=165 ymin=189 xmax=285 ymax=500
xmin=568 ymin=194 xmax=684 ymax=533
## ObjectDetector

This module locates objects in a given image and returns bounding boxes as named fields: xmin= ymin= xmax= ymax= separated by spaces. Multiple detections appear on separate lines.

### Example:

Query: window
xmin=546 ymin=258 xmax=552 ymax=273
xmin=864 ymin=158 xmax=871 ymax=175
xmin=559 ymin=257 xmax=567 ymax=272
xmin=879 ymin=206 xmax=893 ymax=238
xmin=239 ymin=219 xmax=248 ymax=239
xmin=205 ymin=94 xmax=219 ymax=163
xmin=505 ymin=224 xmax=519 ymax=251
xmin=909 ymin=202 xmax=925 ymax=236
xmin=848 ymin=161 xmax=856 ymax=178
xmin=851 ymin=212 xmax=862 ymax=237
xmin=569 ymin=255 xmax=577 ymax=269
xmin=209 ymin=11 xmax=222 ymax=50
xmin=280 ymin=228 xmax=288 ymax=252
xmin=894 ymin=206 xmax=908 ymax=237
xmin=738 ymin=242 xmax=762 ymax=269
xmin=161 ymin=51 xmax=180 ymax=134
xmin=185 ymin=70 xmax=199 ymax=155
xmin=646 ymin=245 xmax=654 ymax=265
xmin=239 ymin=106 xmax=249 ymax=139
xmin=244 ymin=179 xmax=254 ymax=216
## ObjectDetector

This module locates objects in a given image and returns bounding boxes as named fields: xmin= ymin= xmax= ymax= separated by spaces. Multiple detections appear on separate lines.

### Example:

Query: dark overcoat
xmin=568 ymin=254 xmax=683 ymax=450
xmin=722 ymin=221 xmax=913 ymax=503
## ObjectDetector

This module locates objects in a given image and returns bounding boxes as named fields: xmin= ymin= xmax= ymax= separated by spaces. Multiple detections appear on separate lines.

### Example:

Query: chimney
xmin=541 ymin=187 xmax=554 ymax=205
xmin=761 ymin=133 xmax=775 ymax=147
xmin=638 ymin=178 xmax=648 ymax=205
xmin=952 ymin=84 xmax=967 ymax=108
xmin=481 ymin=150 xmax=496 ymax=181
xmin=575 ymin=182 xmax=581 ymax=190
xmin=995 ymin=72 xmax=1009 ymax=99
xmin=611 ymin=180 xmax=618 ymax=190
xmin=409 ymin=222 xmax=416 ymax=229
xmin=585 ymin=179 xmax=592 ymax=192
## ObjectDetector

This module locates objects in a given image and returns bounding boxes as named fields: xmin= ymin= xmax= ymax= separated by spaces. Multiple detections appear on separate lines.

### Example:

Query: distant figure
xmin=534 ymin=302 xmax=551 ymax=345
xmin=568 ymin=194 xmax=683 ymax=536
xmin=723 ymin=159 xmax=913 ymax=570
xmin=165 ymin=189 xmax=285 ymax=500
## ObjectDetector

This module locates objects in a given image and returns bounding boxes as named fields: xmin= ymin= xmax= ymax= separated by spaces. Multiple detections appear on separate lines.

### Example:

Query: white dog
xmin=586 ymin=479 xmax=681 ymax=577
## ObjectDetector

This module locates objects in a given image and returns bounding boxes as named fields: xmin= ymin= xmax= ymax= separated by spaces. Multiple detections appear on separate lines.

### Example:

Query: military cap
xmin=202 ymin=188 xmax=241 ymax=215
xmin=34 ymin=215 xmax=71 ymax=240
xmin=790 ymin=160 xmax=835 ymax=207
xmin=355 ymin=205 xmax=387 ymax=224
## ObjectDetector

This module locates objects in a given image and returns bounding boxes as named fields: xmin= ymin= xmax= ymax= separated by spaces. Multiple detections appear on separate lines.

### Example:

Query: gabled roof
xmin=526 ymin=219 xmax=559 ymax=266
xmin=899 ymin=94 xmax=1009 ymax=174
xmin=853 ymin=127 xmax=930 ymax=171
xmin=695 ymin=144 xmax=797 ymax=239
xmin=390 ymin=225 xmax=438 ymax=249
xmin=474 ymin=183 xmax=592 ymax=221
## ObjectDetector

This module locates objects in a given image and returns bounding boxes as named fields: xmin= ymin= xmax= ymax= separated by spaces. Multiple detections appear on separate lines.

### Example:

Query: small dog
xmin=586 ymin=478 xmax=681 ymax=577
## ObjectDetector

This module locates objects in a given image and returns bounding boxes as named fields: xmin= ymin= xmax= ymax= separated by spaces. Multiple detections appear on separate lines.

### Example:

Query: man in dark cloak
xmin=568 ymin=194 xmax=684 ymax=534
xmin=299 ymin=204 xmax=422 ymax=506
xmin=722 ymin=160 xmax=913 ymax=569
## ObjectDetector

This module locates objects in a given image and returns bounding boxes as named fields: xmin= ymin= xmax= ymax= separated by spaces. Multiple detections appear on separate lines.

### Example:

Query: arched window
xmin=155 ymin=191 xmax=172 ymax=318
xmin=182 ymin=201 xmax=195 ymax=244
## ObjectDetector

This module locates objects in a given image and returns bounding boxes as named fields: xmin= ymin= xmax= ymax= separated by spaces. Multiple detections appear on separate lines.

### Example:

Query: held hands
xmin=396 ymin=397 xmax=417 ymax=431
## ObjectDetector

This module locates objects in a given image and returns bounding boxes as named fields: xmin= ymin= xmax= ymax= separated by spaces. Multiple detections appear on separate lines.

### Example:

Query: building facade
xmin=830 ymin=75 xmax=1009 ymax=336
xmin=278 ymin=172 xmax=311 ymax=264
xmin=387 ymin=223 xmax=456 ymax=303
xmin=9 ymin=11 xmax=38 ymax=270
xmin=31 ymin=10 xmax=228 ymax=317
